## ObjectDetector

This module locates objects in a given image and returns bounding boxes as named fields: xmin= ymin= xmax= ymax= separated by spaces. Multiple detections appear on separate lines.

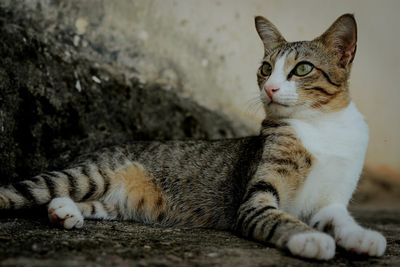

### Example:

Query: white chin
xmin=264 ymin=103 xmax=293 ymax=118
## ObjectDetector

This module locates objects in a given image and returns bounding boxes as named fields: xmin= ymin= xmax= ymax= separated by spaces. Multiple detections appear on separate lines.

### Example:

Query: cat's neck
xmin=283 ymin=101 xmax=369 ymax=158
xmin=286 ymin=101 xmax=363 ymax=123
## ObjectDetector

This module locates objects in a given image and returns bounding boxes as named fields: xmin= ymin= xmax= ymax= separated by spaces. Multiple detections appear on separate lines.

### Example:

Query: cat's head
xmin=255 ymin=14 xmax=357 ymax=119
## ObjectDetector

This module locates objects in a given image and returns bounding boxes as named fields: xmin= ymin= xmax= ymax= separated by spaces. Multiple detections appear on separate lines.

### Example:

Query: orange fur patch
xmin=115 ymin=163 xmax=166 ymax=220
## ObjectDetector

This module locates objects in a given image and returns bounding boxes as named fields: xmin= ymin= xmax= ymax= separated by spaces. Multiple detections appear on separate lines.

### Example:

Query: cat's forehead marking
xmin=267 ymin=41 xmax=316 ymax=64
xmin=267 ymin=53 xmax=288 ymax=85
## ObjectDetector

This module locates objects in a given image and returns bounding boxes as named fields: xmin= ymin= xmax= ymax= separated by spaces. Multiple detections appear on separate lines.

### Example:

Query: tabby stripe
xmin=248 ymin=216 xmax=266 ymax=238
xmin=117 ymin=202 xmax=124 ymax=218
xmin=156 ymin=197 xmax=164 ymax=208
xmin=31 ymin=176 xmax=41 ymax=184
xmin=81 ymin=166 xmax=98 ymax=201
xmin=277 ymin=48 xmax=286 ymax=58
xmin=294 ymin=49 xmax=299 ymax=61
xmin=40 ymin=174 xmax=57 ymax=199
xmin=41 ymin=171 xmax=61 ymax=197
xmin=276 ymin=168 xmax=289 ymax=176
xmin=269 ymin=48 xmax=282 ymax=61
xmin=265 ymin=133 xmax=296 ymax=141
xmin=258 ymin=211 xmax=278 ymax=231
xmin=157 ymin=212 xmax=166 ymax=222
xmin=268 ymin=48 xmax=277 ymax=59
xmin=12 ymin=182 xmax=36 ymax=202
xmin=243 ymin=206 xmax=276 ymax=231
xmin=242 ymin=181 xmax=280 ymax=205
xmin=305 ymin=156 xmax=312 ymax=167
xmin=265 ymin=221 xmax=280 ymax=241
xmin=246 ymin=206 xmax=277 ymax=235
xmin=97 ymin=167 xmax=110 ymax=194
xmin=277 ymin=218 xmax=309 ymax=237
xmin=261 ymin=120 xmax=288 ymax=129
xmin=87 ymin=202 xmax=94 ymax=215
xmin=314 ymin=67 xmax=341 ymax=87
xmin=59 ymin=170 xmax=78 ymax=199
xmin=307 ymin=86 xmax=337 ymax=96
xmin=263 ymin=157 xmax=299 ymax=170
xmin=318 ymin=95 xmax=338 ymax=105
xmin=104 ymin=204 xmax=117 ymax=218
xmin=236 ymin=206 xmax=257 ymax=230
xmin=137 ymin=197 xmax=145 ymax=211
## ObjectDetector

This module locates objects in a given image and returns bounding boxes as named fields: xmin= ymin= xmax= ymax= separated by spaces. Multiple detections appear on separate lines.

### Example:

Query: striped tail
xmin=0 ymin=163 xmax=111 ymax=209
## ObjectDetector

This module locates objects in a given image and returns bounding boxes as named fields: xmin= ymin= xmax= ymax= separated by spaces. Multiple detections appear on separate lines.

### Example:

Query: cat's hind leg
xmin=310 ymin=204 xmax=386 ymax=257
xmin=48 ymin=197 xmax=117 ymax=229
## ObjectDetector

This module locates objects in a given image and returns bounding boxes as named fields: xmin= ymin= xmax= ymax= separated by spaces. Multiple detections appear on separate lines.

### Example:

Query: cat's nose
xmin=265 ymin=86 xmax=280 ymax=99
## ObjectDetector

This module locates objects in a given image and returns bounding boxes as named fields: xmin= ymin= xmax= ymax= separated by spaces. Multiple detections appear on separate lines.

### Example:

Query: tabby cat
xmin=0 ymin=14 xmax=386 ymax=260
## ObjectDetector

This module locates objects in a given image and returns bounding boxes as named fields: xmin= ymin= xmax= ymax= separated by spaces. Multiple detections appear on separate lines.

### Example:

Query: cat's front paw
xmin=335 ymin=226 xmax=386 ymax=257
xmin=287 ymin=232 xmax=335 ymax=260
xmin=48 ymin=197 xmax=84 ymax=229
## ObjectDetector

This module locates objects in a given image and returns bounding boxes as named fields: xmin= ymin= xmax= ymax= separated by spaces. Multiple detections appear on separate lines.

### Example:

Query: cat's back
xmin=104 ymin=137 xmax=265 ymax=229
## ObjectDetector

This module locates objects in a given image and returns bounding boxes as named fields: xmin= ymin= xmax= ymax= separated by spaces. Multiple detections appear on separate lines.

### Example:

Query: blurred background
xmin=2 ymin=0 xmax=399 ymax=206
xmin=44 ymin=0 xmax=399 ymax=174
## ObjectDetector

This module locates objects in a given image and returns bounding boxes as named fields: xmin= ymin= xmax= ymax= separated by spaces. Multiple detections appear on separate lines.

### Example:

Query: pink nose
xmin=265 ymin=86 xmax=280 ymax=99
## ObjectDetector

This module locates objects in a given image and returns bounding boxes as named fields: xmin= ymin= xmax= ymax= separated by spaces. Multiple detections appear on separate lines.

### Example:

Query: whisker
xmin=244 ymin=94 xmax=266 ymax=116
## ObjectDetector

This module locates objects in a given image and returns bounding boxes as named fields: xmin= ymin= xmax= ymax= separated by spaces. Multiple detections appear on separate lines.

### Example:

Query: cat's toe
xmin=48 ymin=197 xmax=84 ymax=229
xmin=287 ymin=232 xmax=336 ymax=260
xmin=336 ymin=227 xmax=386 ymax=257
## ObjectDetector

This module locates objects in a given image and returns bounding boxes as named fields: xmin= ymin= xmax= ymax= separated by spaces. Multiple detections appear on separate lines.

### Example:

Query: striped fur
xmin=235 ymin=121 xmax=316 ymax=250
xmin=0 ymin=14 xmax=386 ymax=260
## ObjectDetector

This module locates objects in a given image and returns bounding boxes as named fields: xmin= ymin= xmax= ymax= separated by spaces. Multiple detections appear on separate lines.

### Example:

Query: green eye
xmin=294 ymin=62 xmax=314 ymax=76
xmin=260 ymin=62 xmax=272 ymax=76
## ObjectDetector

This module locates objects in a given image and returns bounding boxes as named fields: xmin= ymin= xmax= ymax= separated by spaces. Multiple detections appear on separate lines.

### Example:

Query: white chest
xmin=284 ymin=103 xmax=369 ymax=218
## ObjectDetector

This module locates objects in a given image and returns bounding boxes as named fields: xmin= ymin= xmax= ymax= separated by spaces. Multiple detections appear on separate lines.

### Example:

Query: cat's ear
xmin=255 ymin=16 xmax=286 ymax=53
xmin=316 ymin=14 xmax=357 ymax=67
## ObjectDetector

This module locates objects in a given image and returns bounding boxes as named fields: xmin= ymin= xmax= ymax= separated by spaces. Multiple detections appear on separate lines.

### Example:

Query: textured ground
xmin=0 ymin=207 xmax=399 ymax=267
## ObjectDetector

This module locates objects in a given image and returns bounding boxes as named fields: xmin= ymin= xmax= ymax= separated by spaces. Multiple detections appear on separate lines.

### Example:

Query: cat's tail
xmin=0 ymin=164 xmax=111 ymax=209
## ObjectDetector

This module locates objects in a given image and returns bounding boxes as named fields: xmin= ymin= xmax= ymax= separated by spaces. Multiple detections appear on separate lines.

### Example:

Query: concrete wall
xmin=8 ymin=0 xmax=400 ymax=172
xmin=96 ymin=0 xmax=399 ymax=172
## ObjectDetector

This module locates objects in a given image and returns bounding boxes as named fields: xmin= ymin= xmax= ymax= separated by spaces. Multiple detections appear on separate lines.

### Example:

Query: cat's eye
xmin=260 ymin=62 xmax=272 ymax=76
xmin=293 ymin=62 xmax=314 ymax=76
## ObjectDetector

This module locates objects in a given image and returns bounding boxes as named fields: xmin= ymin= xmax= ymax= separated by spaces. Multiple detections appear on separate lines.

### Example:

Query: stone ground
xmin=0 ymin=207 xmax=399 ymax=267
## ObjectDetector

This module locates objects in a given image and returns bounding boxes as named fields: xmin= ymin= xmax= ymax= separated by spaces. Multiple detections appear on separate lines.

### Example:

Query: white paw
xmin=48 ymin=197 xmax=84 ymax=229
xmin=287 ymin=232 xmax=336 ymax=260
xmin=335 ymin=226 xmax=386 ymax=257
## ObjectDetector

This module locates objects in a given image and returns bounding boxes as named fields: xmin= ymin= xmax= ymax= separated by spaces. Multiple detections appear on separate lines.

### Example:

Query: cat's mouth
xmin=268 ymin=101 xmax=290 ymax=107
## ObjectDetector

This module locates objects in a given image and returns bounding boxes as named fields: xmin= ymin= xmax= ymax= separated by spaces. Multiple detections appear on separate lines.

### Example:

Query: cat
xmin=0 ymin=14 xmax=386 ymax=260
